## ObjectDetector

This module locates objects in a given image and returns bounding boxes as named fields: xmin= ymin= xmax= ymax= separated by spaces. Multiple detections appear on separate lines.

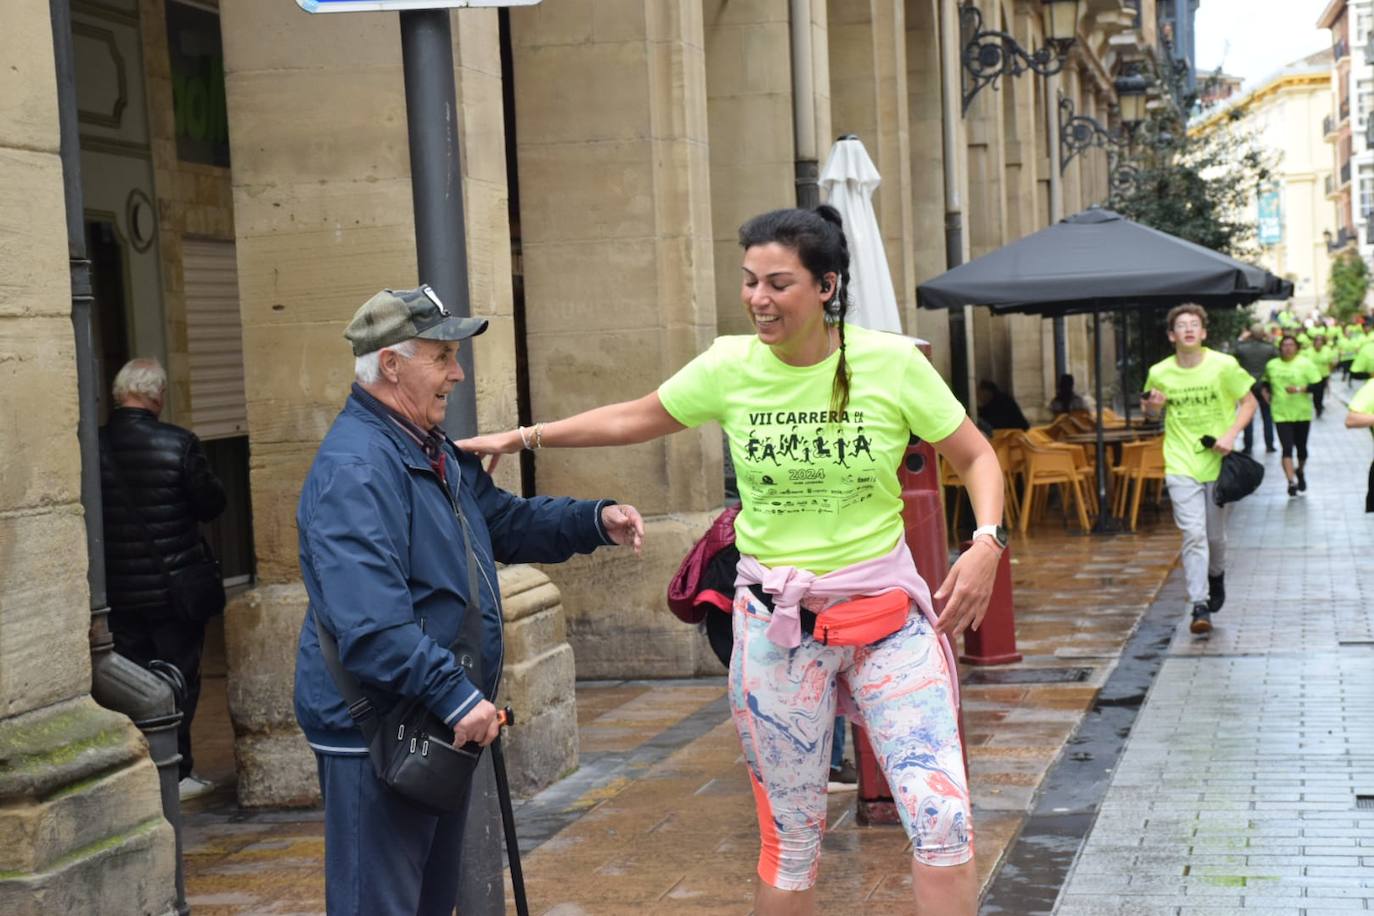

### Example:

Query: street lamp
xmin=960 ymin=0 xmax=1085 ymax=114
xmin=1114 ymin=66 xmax=1151 ymax=131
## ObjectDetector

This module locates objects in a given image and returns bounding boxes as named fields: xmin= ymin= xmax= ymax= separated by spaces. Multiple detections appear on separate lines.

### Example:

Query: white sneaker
xmin=178 ymin=773 xmax=215 ymax=801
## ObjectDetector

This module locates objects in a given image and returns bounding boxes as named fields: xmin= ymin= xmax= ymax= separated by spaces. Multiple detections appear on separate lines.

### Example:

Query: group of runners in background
xmin=1233 ymin=314 xmax=1374 ymax=503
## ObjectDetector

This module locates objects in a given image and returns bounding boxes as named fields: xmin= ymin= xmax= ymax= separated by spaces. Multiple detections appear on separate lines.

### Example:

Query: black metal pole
xmin=399 ymin=12 xmax=501 ymax=914
xmin=946 ymin=211 xmax=971 ymax=407
xmin=401 ymin=9 xmax=479 ymax=439
xmin=1091 ymin=310 xmax=1113 ymax=533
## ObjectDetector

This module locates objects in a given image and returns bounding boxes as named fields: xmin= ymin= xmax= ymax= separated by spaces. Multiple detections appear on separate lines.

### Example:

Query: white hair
xmin=354 ymin=338 xmax=418 ymax=384
xmin=112 ymin=357 xmax=167 ymax=405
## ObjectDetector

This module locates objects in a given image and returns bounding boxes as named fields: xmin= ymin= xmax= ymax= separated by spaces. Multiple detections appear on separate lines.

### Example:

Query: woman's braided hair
xmin=737 ymin=205 xmax=853 ymax=417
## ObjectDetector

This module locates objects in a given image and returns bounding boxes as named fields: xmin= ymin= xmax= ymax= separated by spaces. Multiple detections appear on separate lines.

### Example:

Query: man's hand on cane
xmin=454 ymin=699 xmax=501 ymax=748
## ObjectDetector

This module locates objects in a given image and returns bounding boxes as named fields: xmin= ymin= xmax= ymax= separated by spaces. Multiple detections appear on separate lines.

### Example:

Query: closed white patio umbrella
xmin=819 ymin=135 xmax=903 ymax=334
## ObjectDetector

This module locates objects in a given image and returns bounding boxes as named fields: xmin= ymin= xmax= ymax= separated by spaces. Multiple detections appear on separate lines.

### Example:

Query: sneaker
xmin=1296 ymin=468 xmax=1307 ymax=492
xmin=1207 ymin=574 xmax=1225 ymax=614
xmin=827 ymin=759 xmax=858 ymax=793
xmin=1288 ymin=481 xmax=1298 ymax=497
xmin=1189 ymin=602 xmax=1213 ymax=635
xmin=178 ymin=773 xmax=215 ymax=801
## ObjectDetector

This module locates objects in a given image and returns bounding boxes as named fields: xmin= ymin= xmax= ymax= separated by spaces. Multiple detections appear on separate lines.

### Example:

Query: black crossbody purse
xmin=315 ymin=487 xmax=489 ymax=816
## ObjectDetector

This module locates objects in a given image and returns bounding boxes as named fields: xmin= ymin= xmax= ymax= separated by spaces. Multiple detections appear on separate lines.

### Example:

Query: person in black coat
xmin=99 ymin=357 xmax=226 ymax=799
xmin=976 ymin=380 xmax=1030 ymax=431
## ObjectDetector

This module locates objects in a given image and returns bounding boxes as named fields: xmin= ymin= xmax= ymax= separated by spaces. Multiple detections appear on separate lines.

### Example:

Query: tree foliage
xmin=1109 ymin=60 xmax=1277 ymax=394
xmin=1329 ymin=252 xmax=1370 ymax=322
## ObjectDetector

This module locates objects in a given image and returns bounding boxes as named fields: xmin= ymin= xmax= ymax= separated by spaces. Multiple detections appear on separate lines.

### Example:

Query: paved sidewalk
xmin=180 ymin=477 xmax=1184 ymax=913
xmin=1053 ymin=401 xmax=1374 ymax=915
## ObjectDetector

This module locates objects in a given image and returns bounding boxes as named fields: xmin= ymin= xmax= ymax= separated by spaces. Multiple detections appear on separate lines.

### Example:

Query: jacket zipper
xmin=428 ymin=465 xmax=505 ymax=699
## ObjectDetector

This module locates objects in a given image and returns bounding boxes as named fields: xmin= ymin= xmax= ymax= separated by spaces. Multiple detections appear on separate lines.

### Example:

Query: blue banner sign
xmin=1257 ymin=188 xmax=1282 ymax=247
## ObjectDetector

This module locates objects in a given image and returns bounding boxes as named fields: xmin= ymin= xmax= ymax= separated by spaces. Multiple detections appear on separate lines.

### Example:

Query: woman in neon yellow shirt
xmin=459 ymin=207 xmax=1003 ymax=915
xmin=1305 ymin=334 xmax=1337 ymax=418
xmin=1346 ymin=379 xmax=1374 ymax=511
xmin=1264 ymin=335 xmax=1323 ymax=497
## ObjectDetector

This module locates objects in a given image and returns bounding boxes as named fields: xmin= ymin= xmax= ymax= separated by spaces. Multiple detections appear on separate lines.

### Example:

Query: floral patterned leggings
xmin=729 ymin=589 xmax=972 ymax=892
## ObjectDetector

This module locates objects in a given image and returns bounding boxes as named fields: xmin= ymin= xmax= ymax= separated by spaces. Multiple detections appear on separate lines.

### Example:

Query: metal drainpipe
xmin=1048 ymin=71 xmax=1068 ymax=378
xmin=939 ymin=0 xmax=973 ymax=407
xmin=49 ymin=1 xmax=187 ymax=912
xmin=790 ymin=0 xmax=820 ymax=208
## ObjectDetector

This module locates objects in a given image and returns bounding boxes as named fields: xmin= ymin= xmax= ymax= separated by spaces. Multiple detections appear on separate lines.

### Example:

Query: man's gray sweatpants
xmin=1165 ymin=475 xmax=1228 ymax=605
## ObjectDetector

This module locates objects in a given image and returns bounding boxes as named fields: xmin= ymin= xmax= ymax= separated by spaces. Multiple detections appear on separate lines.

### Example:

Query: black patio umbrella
xmin=918 ymin=207 xmax=1278 ymax=532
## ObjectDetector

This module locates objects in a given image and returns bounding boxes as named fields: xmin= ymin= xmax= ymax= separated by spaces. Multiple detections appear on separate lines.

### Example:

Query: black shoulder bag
xmin=102 ymin=447 xmax=226 ymax=625
xmin=314 ymin=491 xmax=488 ymax=816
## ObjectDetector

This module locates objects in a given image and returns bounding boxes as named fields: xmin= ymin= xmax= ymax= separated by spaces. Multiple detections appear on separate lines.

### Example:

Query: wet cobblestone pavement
xmin=1052 ymin=393 xmax=1374 ymax=916
xmin=182 ymin=467 xmax=1185 ymax=913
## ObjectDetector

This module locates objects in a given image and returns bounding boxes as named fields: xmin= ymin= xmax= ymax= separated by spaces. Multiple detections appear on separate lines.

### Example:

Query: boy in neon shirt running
xmin=1142 ymin=304 xmax=1258 ymax=635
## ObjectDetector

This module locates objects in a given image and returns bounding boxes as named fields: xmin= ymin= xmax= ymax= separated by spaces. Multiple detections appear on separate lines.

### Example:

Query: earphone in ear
xmin=821 ymin=281 xmax=832 ymax=293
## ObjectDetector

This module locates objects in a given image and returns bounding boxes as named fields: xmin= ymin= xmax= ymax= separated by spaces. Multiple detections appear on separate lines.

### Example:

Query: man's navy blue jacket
xmin=294 ymin=392 xmax=614 ymax=755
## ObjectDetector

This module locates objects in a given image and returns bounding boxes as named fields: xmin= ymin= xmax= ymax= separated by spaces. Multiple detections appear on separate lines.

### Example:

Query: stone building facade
xmin=1 ymin=0 xmax=1174 ymax=903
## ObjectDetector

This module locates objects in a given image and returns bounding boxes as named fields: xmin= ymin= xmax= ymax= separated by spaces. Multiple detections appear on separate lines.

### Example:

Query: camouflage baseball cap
xmin=344 ymin=285 xmax=488 ymax=356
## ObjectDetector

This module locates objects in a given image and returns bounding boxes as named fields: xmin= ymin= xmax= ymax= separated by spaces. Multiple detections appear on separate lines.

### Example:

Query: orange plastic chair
xmin=1126 ymin=438 xmax=1167 ymax=531
xmin=1013 ymin=433 xmax=1093 ymax=533
xmin=1110 ymin=440 xmax=1149 ymax=518
xmin=991 ymin=433 xmax=1024 ymax=529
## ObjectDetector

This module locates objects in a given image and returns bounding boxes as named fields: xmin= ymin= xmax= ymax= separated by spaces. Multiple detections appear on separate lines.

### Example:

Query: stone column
xmin=703 ymin=0 xmax=795 ymax=338
xmin=905 ymin=0 xmax=946 ymax=344
xmin=509 ymin=1 xmax=724 ymax=678
xmin=0 ymin=5 xmax=175 ymax=911
xmin=219 ymin=3 xmax=573 ymax=804
xmin=829 ymin=0 xmax=917 ymax=329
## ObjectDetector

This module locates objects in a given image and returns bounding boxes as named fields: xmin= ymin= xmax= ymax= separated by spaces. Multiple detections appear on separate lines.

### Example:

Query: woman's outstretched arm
xmin=456 ymin=391 xmax=687 ymax=458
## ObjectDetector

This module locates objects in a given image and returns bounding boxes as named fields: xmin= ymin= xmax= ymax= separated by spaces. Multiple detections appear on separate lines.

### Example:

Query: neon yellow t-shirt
xmin=658 ymin=325 xmax=967 ymax=574
xmin=1264 ymin=356 xmax=1322 ymax=423
xmin=1349 ymin=380 xmax=1374 ymax=441
xmin=1144 ymin=349 xmax=1255 ymax=482
xmin=1339 ymin=332 xmax=1365 ymax=359
xmin=1353 ymin=340 xmax=1374 ymax=375
xmin=1305 ymin=344 xmax=1336 ymax=378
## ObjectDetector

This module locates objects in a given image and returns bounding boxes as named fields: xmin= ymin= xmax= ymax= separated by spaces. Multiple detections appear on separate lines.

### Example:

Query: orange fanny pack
xmin=812 ymin=589 xmax=911 ymax=646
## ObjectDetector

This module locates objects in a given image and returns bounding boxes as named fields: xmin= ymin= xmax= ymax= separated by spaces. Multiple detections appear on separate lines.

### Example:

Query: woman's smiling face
xmin=740 ymin=242 xmax=834 ymax=351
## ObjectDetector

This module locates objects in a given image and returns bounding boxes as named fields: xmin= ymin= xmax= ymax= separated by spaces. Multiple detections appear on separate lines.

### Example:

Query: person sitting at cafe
xmin=1048 ymin=374 xmax=1094 ymax=415
xmin=976 ymin=380 xmax=1030 ymax=431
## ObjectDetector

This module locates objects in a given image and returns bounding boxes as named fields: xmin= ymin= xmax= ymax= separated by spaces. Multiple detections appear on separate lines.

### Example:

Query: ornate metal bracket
xmin=960 ymin=2 xmax=1069 ymax=114
xmin=1058 ymin=92 xmax=1127 ymax=175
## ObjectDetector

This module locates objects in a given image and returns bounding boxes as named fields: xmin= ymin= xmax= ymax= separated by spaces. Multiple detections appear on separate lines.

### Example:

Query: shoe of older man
xmin=1189 ymin=603 xmax=1213 ymax=635
xmin=827 ymin=759 xmax=858 ymax=793
xmin=178 ymin=773 xmax=215 ymax=801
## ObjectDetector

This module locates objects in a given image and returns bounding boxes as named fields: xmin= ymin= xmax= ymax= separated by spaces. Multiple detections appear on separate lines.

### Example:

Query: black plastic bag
xmin=1213 ymin=450 xmax=1265 ymax=506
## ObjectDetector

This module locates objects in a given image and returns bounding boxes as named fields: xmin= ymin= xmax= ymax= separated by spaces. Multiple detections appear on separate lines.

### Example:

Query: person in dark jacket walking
xmin=99 ymin=357 xmax=227 ymax=800
xmin=293 ymin=286 xmax=644 ymax=916
xmin=1235 ymin=324 xmax=1278 ymax=454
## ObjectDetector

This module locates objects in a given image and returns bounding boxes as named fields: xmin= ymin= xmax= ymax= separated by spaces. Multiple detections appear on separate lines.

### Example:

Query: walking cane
xmin=491 ymin=707 xmax=529 ymax=916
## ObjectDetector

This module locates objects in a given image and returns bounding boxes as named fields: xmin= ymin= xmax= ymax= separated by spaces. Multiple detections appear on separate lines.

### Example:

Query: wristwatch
xmin=972 ymin=524 xmax=1009 ymax=550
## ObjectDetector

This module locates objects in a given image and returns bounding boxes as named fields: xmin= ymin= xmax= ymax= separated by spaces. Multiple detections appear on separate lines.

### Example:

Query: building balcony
xmin=1343 ymin=160 xmax=1354 ymax=186
xmin=1327 ymin=225 xmax=1358 ymax=252
xmin=1336 ymin=38 xmax=1351 ymax=61
xmin=1328 ymin=173 xmax=1337 ymax=197
xmin=1342 ymin=97 xmax=1352 ymax=122
xmin=1326 ymin=113 xmax=1338 ymax=138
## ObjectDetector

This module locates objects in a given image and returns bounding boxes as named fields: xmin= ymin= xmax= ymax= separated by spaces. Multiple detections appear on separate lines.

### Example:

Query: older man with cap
xmin=294 ymin=285 xmax=644 ymax=915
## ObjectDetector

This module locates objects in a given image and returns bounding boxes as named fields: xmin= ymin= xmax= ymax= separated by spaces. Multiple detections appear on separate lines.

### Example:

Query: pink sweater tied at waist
xmin=733 ymin=537 xmax=960 ymax=707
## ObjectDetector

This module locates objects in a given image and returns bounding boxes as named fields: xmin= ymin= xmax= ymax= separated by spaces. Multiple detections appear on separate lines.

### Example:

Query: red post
xmin=856 ymin=436 xmax=951 ymax=825
xmin=958 ymin=540 xmax=1022 ymax=665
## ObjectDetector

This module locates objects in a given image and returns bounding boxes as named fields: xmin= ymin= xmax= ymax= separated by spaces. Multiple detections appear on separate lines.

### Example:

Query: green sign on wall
xmin=166 ymin=0 xmax=230 ymax=167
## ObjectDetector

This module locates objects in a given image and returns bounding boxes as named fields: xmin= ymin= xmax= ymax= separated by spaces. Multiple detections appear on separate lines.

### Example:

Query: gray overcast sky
xmin=1195 ymin=0 xmax=1333 ymax=89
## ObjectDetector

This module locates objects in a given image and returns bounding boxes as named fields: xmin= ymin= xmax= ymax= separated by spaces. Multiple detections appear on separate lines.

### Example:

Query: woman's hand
xmin=601 ymin=504 xmax=645 ymax=555
xmin=455 ymin=429 xmax=524 ymax=473
xmin=933 ymin=540 xmax=1000 ymax=638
